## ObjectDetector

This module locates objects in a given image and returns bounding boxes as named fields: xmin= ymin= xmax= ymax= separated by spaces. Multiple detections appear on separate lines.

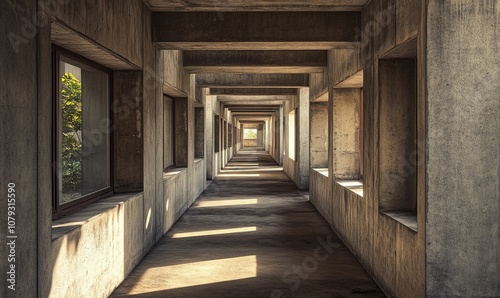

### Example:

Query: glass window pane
xmin=58 ymin=57 xmax=110 ymax=204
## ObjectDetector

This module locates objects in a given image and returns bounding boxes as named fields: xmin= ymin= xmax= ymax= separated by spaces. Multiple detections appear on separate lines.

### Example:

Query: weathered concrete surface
xmin=50 ymin=193 xmax=144 ymax=298
xmin=379 ymin=59 xmax=416 ymax=211
xmin=195 ymin=107 xmax=205 ymax=158
xmin=184 ymin=50 xmax=326 ymax=73
xmin=174 ymin=99 xmax=189 ymax=167
xmin=54 ymin=0 xmax=144 ymax=68
xmin=114 ymin=71 xmax=144 ymax=192
xmin=426 ymin=1 xmax=500 ymax=296
xmin=112 ymin=151 xmax=383 ymax=297
xmin=152 ymin=12 xmax=361 ymax=50
xmin=310 ymin=103 xmax=328 ymax=168
xmin=332 ymin=89 xmax=361 ymax=180
xmin=197 ymin=74 xmax=309 ymax=88
xmin=210 ymin=88 xmax=298 ymax=96
xmin=145 ymin=0 xmax=368 ymax=11
xmin=316 ymin=1 xmax=425 ymax=297
xmin=163 ymin=50 xmax=190 ymax=96
xmin=0 ymin=1 xmax=38 ymax=297
xmin=309 ymin=72 xmax=328 ymax=102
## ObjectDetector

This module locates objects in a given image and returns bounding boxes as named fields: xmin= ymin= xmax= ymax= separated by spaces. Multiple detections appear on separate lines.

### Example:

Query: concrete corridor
xmin=111 ymin=151 xmax=384 ymax=298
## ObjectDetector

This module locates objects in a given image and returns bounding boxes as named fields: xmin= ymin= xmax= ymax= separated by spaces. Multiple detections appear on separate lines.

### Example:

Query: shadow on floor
xmin=111 ymin=151 xmax=385 ymax=298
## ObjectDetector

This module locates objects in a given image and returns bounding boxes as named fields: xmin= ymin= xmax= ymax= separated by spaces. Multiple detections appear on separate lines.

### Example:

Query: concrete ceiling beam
xmin=218 ymin=95 xmax=292 ymax=102
xmin=184 ymin=51 xmax=326 ymax=73
xmin=153 ymin=12 xmax=361 ymax=50
xmin=197 ymin=74 xmax=308 ymax=88
xmin=209 ymin=88 xmax=298 ymax=96
xmin=145 ymin=0 xmax=368 ymax=12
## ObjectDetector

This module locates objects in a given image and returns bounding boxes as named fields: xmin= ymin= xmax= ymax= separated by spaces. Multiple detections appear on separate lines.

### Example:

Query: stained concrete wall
xmin=332 ymin=89 xmax=361 ymax=180
xmin=0 ymin=2 xmax=38 ymax=297
xmin=0 ymin=2 xmax=206 ymax=297
xmin=426 ymin=1 xmax=500 ymax=296
xmin=310 ymin=102 xmax=329 ymax=168
xmin=310 ymin=1 xmax=425 ymax=296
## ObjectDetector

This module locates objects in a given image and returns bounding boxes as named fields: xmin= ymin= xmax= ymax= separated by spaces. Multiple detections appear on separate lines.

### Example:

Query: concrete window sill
xmin=163 ymin=167 xmax=188 ymax=178
xmin=380 ymin=210 xmax=417 ymax=232
xmin=312 ymin=168 xmax=329 ymax=177
xmin=51 ymin=192 xmax=143 ymax=241
xmin=337 ymin=180 xmax=364 ymax=197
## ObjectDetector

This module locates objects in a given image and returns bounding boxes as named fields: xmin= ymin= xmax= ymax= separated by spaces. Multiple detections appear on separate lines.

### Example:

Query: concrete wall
xmin=310 ymin=102 xmax=329 ymax=168
xmin=310 ymin=1 xmax=425 ymax=296
xmin=426 ymin=1 xmax=500 ymax=296
xmin=0 ymin=1 xmax=206 ymax=297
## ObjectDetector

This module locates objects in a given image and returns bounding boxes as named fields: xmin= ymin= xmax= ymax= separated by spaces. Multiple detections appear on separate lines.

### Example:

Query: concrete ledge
xmin=163 ymin=167 xmax=188 ymax=178
xmin=312 ymin=168 xmax=329 ymax=177
xmin=52 ymin=192 xmax=143 ymax=240
xmin=380 ymin=210 xmax=417 ymax=232
xmin=336 ymin=180 xmax=364 ymax=197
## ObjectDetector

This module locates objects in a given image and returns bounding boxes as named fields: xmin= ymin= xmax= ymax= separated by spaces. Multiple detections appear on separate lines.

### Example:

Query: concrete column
xmin=257 ymin=124 xmax=264 ymax=147
xmin=205 ymin=93 xmax=214 ymax=180
xmin=298 ymin=87 xmax=310 ymax=189
xmin=426 ymin=1 xmax=500 ymax=296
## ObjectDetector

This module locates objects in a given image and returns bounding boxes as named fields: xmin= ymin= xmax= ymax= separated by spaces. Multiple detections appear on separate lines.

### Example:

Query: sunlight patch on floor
xmin=128 ymin=255 xmax=257 ymax=294
xmin=171 ymin=226 xmax=257 ymax=238
xmin=197 ymin=199 xmax=258 ymax=207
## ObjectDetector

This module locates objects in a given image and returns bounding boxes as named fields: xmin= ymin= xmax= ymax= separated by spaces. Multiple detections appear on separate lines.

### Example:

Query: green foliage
xmin=60 ymin=73 xmax=82 ymax=193
xmin=244 ymin=129 xmax=257 ymax=140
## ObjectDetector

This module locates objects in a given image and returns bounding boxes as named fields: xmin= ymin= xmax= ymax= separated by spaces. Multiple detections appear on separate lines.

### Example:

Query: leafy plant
xmin=60 ymin=73 xmax=83 ymax=193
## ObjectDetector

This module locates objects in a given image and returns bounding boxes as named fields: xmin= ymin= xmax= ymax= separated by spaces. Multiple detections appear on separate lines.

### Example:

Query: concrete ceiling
xmin=144 ymin=0 xmax=368 ymax=11
xmin=150 ymin=0 xmax=365 ymax=122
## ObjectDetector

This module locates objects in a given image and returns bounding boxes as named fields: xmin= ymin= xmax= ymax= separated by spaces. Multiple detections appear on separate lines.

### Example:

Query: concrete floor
xmin=111 ymin=150 xmax=385 ymax=298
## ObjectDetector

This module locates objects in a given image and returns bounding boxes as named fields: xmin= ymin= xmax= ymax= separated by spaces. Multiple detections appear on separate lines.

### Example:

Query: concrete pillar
xmin=426 ymin=1 xmax=500 ymax=296
xmin=257 ymin=124 xmax=264 ymax=147
xmin=205 ymin=94 xmax=214 ymax=180
xmin=298 ymin=87 xmax=310 ymax=189
xmin=0 ymin=1 xmax=38 ymax=296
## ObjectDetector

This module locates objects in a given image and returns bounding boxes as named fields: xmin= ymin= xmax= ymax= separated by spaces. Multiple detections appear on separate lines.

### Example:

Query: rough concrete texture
xmin=332 ymin=89 xmax=361 ymax=180
xmin=330 ymin=49 xmax=361 ymax=86
xmin=184 ymin=50 xmax=326 ymax=74
xmin=152 ymin=12 xmax=361 ymax=49
xmin=0 ymin=1 xmax=38 ymax=297
xmin=309 ymin=72 xmax=328 ymax=102
xmin=54 ymin=0 xmax=144 ymax=68
xmin=144 ymin=0 xmax=368 ymax=11
xmin=315 ymin=1 xmax=425 ymax=297
xmin=426 ymin=1 xmax=500 ymax=296
xmin=197 ymin=74 xmax=309 ymax=88
xmin=112 ymin=151 xmax=384 ymax=297
xmin=114 ymin=71 xmax=144 ymax=192
xmin=378 ymin=59 xmax=417 ymax=211
xmin=50 ymin=194 xmax=144 ymax=298
xmin=310 ymin=103 xmax=329 ymax=168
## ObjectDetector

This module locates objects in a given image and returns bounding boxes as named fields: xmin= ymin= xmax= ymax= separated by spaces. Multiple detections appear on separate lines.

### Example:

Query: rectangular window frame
xmin=52 ymin=45 xmax=114 ymax=219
